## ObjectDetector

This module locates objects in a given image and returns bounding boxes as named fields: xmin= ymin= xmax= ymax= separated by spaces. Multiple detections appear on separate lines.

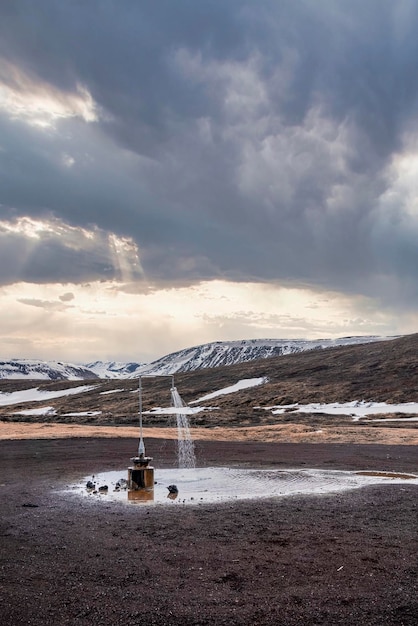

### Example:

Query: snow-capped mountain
xmin=130 ymin=336 xmax=390 ymax=376
xmin=85 ymin=361 xmax=145 ymax=379
xmin=0 ymin=359 xmax=98 ymax=381
xmin=0 ymin=336 xmax=393 ymax=380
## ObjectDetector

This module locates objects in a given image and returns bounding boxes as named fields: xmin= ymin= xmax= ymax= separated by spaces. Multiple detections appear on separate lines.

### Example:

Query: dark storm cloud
xmin=0 ymin=217 xmax=139 ymax=284
xmin=1 ymin=0 xmax=418 ymax=305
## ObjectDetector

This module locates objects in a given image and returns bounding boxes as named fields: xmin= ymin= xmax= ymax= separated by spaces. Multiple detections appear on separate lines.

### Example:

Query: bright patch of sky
xmin=0 ymin=59 xmax=98 ymax=128
xmin=0 ymin=216 xmax=144 ymax=285
xmin=0 ymin=279 xmax=411 ymax=363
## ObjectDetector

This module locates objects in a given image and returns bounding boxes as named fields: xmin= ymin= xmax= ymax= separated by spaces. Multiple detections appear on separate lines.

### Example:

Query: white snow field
xmin=189 ymin=377 xmax=267 ymax=404
xmin=0 ymin=384 xmax=97 ymax=407
xmin=14 ymin=406 xmax=57 ymax=416
xmin=270 ymin=400 xmax=418 ymax=419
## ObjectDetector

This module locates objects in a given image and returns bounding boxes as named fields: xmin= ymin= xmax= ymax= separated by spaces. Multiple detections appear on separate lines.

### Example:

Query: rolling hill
xmin=0 ymin=335 xmax=391 ymax=380
xmin=0 ymin=334 xmax=417 ymax=431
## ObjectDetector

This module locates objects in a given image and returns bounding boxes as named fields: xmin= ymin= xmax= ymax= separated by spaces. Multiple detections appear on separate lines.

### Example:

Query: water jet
xmin=171 ymin=384 xmax=196 ymax=469
xmin=127 ymin=375 xmax=195 ymax=501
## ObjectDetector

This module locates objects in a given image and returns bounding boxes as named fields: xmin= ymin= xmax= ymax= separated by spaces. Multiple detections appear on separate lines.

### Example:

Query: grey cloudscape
xmin=1 ymin=0 xmax=418 ymax=305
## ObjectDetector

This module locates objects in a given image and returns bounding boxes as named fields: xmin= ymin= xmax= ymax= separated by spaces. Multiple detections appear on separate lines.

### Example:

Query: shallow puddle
xmin=355 ymin=471 xmax=417 ymax=479
xmin=68 ymin=467 xmax=418 ymax=506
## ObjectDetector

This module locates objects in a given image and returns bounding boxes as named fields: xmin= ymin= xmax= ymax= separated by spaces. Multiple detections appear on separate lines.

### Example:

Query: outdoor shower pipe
xmin=138 ymin=376 xmax=145 ymax=456
xmin=137 ymin=374 xmax=176 ymax=457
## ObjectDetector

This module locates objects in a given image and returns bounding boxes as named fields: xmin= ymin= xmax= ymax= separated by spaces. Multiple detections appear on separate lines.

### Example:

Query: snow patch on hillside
xmin=271 ymin=400 xmax=418 ymax=419
xmin=14 ymin=406 xmax=57 ymax=416
xmin=86 ymin=361 xmax=143 ymax=379
xmin=190 ymin=377 xmax=267 ymax=404
xmin=62 ymin=411 xmax=102 ymax=417
xmin=0 ymin=359 xmax=96 ymax=380
xmin=0 ymin=385 xmax=97 ymax=407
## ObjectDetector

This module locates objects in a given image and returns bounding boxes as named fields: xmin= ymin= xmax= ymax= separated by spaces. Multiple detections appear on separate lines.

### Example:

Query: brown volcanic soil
xmin=1 ymin=421 xmax=418 ymax=445
xmin=1 ymin=436 xmax=417 ymax=625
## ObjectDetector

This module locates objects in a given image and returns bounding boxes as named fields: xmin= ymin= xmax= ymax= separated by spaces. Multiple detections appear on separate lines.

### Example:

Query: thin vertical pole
xmin=138 ymin=376 xmax=145 ymax=456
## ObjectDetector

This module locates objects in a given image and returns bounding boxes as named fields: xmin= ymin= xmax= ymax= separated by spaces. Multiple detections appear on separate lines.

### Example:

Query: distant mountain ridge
xmin=85 ymin=361 xmax=145 ymax=379
xmin=0 ymin=336 xmax=393 ymax=380
xmin=133 ymin=336 xmax=389 ymax=377
xmin=0 ymin=359 xmax=96 ymax=381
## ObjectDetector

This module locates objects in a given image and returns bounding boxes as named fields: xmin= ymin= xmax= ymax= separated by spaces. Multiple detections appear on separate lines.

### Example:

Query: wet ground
xmin=73 ymin=466 xmax=418 ymax=506
xmin=1 ymin=437 xmax=417 ymax=625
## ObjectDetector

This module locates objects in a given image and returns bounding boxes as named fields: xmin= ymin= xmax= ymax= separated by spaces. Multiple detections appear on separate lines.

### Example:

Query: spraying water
xmin=171 ymin=386 xmax=196 ymax=469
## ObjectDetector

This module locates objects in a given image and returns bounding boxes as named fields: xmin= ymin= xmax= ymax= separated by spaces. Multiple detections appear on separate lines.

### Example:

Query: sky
xmin=1 ymin=0 xmax=418 ymax=364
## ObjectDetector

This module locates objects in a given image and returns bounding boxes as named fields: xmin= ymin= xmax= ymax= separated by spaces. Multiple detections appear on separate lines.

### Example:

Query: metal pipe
xmin=136 ymin=373 xmax=175 ymax=457
xmin=138 ymin=375 xmax=145 ymax=456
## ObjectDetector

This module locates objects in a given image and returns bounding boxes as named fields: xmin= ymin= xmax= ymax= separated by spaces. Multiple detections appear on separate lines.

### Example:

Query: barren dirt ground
xmin=1 ymin=421 xmax=418 ymax=445
xmin=1 ymin=425 xmax=417 ymax=625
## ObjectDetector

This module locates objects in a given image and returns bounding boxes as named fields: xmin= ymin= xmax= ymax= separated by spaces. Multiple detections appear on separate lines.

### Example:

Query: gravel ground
xmin=0 ymin=437 xmax=417 ymax=625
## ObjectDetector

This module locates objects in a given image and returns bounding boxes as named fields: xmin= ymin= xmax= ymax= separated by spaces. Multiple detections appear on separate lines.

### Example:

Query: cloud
xmin=0 ymin=0 xmax=418 ymax=314
xmin=59 ymin=292 xmax=74 ymax=302
xmin=0 ymin=216 xmax=143 ymax=285
xmin=17 ymin=297 xmax=70 ymax=312
xmin=0 ymin=278 xmax=410 ymax=362
xmin=0 ymin=58 xmax=98 ymax=128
